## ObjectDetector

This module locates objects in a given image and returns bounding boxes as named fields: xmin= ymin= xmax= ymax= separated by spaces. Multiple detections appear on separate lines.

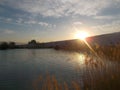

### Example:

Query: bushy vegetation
xmin=0 ymin=42 xmax=9 ymax=50
xmin=0 ymin=42 xmax=16 ymax=50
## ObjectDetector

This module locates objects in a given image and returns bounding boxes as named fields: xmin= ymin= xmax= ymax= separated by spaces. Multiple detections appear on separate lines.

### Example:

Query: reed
xmin=33 ymin=43 xmax=120 ymax=90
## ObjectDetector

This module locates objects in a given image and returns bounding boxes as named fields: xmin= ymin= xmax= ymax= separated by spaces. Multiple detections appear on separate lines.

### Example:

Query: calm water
xmin=0 ymin=49 xmax=119 ymax=90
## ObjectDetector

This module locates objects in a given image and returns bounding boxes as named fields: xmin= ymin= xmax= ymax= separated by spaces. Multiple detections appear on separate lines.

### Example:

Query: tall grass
xmin=33 ymin=43 xmax=120 ymax=90
xmin=82 ymin=43 xmax=120 ymax=90
xmin=32 ymin=73 xmax=81 ymax=90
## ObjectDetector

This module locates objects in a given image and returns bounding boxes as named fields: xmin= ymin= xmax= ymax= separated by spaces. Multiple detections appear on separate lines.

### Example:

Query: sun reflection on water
xmin=77 ymin=53 xmax=86 ymax=65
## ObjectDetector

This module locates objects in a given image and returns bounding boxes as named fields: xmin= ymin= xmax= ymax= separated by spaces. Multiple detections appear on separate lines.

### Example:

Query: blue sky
xmin=0 ymin=0 xmax=120 ymax=42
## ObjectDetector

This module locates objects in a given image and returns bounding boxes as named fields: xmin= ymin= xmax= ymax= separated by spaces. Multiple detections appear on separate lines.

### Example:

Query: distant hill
xmin=46 ymin=32 xmax=120 ymax=46
xmin=28 ymin=32 xmax=120 ymax=48
xmin=86 ymin=32 xmax=120 ymax=45
xmin=1 ymin=32 xmax=120 ymax=50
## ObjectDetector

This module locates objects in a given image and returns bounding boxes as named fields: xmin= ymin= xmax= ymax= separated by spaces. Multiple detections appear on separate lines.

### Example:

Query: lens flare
xmin=75 ymin=31 xmax=89 ymax=40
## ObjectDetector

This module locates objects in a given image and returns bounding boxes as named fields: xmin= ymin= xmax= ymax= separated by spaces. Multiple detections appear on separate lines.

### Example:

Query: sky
xmin=0 ymin=0 xmax=120 ymax=42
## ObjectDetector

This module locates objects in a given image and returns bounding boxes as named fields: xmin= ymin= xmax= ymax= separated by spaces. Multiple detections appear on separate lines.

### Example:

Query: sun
xmin=75 ymin=31 xmax=89 ymax=40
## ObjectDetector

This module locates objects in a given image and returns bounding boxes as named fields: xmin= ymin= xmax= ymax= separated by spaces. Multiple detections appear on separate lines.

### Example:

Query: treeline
xmin=0 ymin=42 xmax=16 ymax=50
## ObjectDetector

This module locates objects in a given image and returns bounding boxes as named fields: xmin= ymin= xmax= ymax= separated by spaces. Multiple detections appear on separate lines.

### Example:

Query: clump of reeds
xmin=33 ymin=43 xmax=120 ymax=90
xmin=83 ymin=67 xmax=120 ymax=90
xmin=32 ymin=73 xmax=82 ymax=90
xmin=82 ymin=43 xmax=120 ymax=90
xmin=94 ymin=43 xmax=119 ymax=62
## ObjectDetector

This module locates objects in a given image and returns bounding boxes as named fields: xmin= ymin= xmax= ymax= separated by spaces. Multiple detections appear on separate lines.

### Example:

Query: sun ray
xmin=83 ymin=39 xmax=102 ymax=59
xmin=74 ymin=30 xmax=100 ymax=57
xmin=74 ymin=31 xmax=100 ymax=58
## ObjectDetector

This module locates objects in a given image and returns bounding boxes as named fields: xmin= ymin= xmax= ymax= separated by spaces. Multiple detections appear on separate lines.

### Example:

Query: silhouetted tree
xmin=28 ymin=40 xmax=37 ymax=45
xmin=9 ymin=42 xmax=16 ymax=49
xmin=0 ymin=42 xmax=9 ymax=50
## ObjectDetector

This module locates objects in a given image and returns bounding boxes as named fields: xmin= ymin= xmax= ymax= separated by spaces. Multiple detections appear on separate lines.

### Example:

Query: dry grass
xmin=82 ymin=43 xmax=120 ymax=90
xmin=33 ymin=43 xmax=120 ymax=90
xmin=32 ymin=73 xmax=82 ymax=90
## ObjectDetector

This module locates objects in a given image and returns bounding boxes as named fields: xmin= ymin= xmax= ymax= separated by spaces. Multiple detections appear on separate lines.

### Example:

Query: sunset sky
xmin=0 ymin=0 xmax=120 ymax=42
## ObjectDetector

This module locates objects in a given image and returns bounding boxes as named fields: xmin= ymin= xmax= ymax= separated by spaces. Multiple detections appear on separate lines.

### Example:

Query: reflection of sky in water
xmin=0 ymin=49 xmax=119 ymax=90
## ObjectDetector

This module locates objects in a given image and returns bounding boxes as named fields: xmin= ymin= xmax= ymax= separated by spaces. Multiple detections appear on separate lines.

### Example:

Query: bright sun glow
xmin=75 ymin=31 xmax=89 ymax=40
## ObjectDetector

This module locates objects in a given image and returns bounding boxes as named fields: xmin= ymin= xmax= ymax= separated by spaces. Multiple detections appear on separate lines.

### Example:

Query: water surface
xmin=0 ymin=49 xmax=119 ymax=90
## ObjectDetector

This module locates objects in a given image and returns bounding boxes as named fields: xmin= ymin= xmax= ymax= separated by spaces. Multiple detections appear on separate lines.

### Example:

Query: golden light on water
xmin=77 ymin=53 xmax=86 ymax=65
xmin=74 ymin=31 xmax=89 ymax=40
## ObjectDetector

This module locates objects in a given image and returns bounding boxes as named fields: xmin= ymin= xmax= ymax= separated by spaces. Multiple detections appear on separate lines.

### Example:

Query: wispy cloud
xmin=92 ymin=20 xmax=120 ymax=33
xmin=23 ymin=19 xmax=53 ymax=27
xmin=0 ymin=17 xmax=13 ymax=23
xmin=0 ymin=0 xmax=120 ymax=41
xmin=16 ymin=18 xmax=23 ymax=24
xmin=94 ymin=15 xmax=115 ymax=20
xmin=73 ymin=21 xmax=83 ymax=25
xmin=3 ymin=29 xmax=15 ymax=34
xmin=1 ymin=0 xmax=119 ymax=17
xmin=5 ymin=18 xmax=12 ymax=22
xmin=0 ymin=16 xmax=54 ymax=27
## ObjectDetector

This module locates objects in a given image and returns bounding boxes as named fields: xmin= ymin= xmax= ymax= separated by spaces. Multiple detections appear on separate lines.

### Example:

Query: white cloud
xmin=16 ymin=18 xmax=23 ymax=24
xmin=3 ymin=29 xmax=15 ymax=34
xmin=1 ymin=0 xmax=119 ymax=17
xmin=23 ymin=19 xmax=53 ymax=27
xmin=94 ymin=16 xmax=115 ymax=20
xmin=5 ymin=18 xmax=12 ymax=22
xmin=92 ymin=20 xmax=120 ymax=33
xmin=73 ymin=21 xmax=83 ymax=25
xmin=24 ymin=19 xmax=57 ymax=28
xmin=94 ymin=15 xmax=120 ymax=20
xmin=0 ymin=16 xmax=53 ymax=27
xmin=24 ymin=20 xmax=37 ymax=24
xmin=0 ymin=17 xmax=12 ymax=23
xmin=38 ymin=22 xmax=49 ymax=27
